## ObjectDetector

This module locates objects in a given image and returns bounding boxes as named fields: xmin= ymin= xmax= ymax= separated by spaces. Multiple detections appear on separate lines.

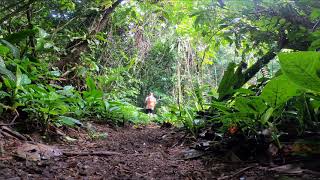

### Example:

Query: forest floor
xmin=0 ymin=123 xmax=318 ymax=180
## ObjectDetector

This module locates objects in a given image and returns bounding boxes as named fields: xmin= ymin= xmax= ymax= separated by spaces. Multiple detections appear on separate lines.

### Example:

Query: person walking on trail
xmin=145 ymin=92 xmax=157 ymax=115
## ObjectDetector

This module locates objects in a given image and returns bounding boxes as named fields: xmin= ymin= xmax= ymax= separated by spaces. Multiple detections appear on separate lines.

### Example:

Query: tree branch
xmin=89 ymin=0 xmax=124 ymax=35
xmin=27 ymin=4 xmax=36 ymax=58
xmin=63 ymin=151 xmax=121 ymax=156
xmin=57 ymin=0 xmax=123 ymax=70
xmin=234 ymin=50 xmax=277 ymax=89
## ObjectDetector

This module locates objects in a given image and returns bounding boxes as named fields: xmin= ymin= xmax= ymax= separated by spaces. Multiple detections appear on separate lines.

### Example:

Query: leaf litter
xmin=0 ymin=123 xmax=319 ymax=179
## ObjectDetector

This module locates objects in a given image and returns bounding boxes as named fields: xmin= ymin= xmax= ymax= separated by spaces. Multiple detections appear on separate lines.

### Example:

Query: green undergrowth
xmin=1 ymin=34 xmax=320 ymax=141
xmin=156 ymin=51 xmax=320 ymax=142
xmin=0 ymin=39 xmax=151 ymax=131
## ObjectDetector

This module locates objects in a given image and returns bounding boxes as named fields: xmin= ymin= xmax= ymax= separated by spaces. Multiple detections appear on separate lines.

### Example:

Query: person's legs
xmin=151 ymin=109 xmax=156 ymax=117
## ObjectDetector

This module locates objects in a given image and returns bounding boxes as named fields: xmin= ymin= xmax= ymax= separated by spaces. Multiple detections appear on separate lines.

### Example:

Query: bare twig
xmin=218 ymin=165 xmax=257 ymax=180
xmin=10 ymin=109 xmax=19 ymax=124
xmin=1 ymin=126 xmax=27 ymax=141
xmin=267 ymin=164 xmax=320 ymax=176
xmin=63 ymin=151 xmax=122 ymax=157
xmin=0 ymin=129 xmax=4 ymax=157
xmin=312 ymin=19 xmax=320 ymax=32
xmin=0 ymin=123 xmax=15 ymax=126
xmin=61 ymin=67 xmax=77 ymax=77
xmin=0 ymin=103 xmax=14 ymax=111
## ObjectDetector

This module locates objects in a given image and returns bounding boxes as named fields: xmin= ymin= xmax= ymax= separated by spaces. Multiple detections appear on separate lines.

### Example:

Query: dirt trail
xmin=1 ymin=124 xmax=214 ymax=179
xmin=0 ymin=124 xmax=311 ymax=180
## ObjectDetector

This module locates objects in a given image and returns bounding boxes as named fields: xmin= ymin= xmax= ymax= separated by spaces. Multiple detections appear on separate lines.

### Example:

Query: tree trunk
xmin=57 ymin=0 xmax=123 ymax=70
xmin=27 ymin=4 xmax=36 ymax=58
xmin=214 ymin=65 xmax=218 ymax=87
xmin=88 ymin=0 xmax=123 ymax=35
xmin=234 ymin=50 xmax=277 ymax=89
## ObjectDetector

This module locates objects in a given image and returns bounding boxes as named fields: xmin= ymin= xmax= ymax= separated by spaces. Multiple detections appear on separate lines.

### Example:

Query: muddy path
xmin=0 ymin=124 xmax=316 ymax=180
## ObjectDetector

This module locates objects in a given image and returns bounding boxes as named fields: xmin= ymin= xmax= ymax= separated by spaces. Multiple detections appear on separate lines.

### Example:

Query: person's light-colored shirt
xmin=145 ymin=95 xmax=156 ymax=110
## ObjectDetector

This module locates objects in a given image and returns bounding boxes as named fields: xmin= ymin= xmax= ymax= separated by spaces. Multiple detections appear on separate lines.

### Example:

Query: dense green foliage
xmin=0 ymin=0 xmax=320 ymax=142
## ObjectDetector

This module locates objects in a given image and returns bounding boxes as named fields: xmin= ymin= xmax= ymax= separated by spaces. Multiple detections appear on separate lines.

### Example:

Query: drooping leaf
xmin=16 ymin=67 xmax=22 ymax=88
xmin=309 ymin=39 xmax=320 ymax=51
xmin=109 ymin=106 xmax=120 ymax=112
xmin=57 ymin=116 xmax=82 ymax=127
xmin=86 ymin=77 xmax=96 ymax=91
xmin=211 ymin=101 xmax=230 ymax=113
xmin=261 ymin=107 xmax=274 ymax=125
xmin=2 ymin=77 xmax=13 ymax=89
xmin=234 ymin=97 xmax=267 ymax=114
xmin=217 ymin=62 xmax=237 ymax=99
xmin=55 ymin=85 xmax=71 ymax=95
xmin=104 ymin=100 xmax=110 ymax=110
xmin=0 ymin=40 xmax=20 ymax=59
xmin=0 ymin=66 xmax=16 ymax=82
xmin=234 ymin=88 xmax=255 ymax=96
xmin=95 ymin=35 xmax=109 ymax=43
xmin=279 ymin=52 xmax=320 ymax=92
xmin=21 ymin=74 xmax=31 ymax=85
xmin=0 ymin=56 xmax=5 ymax=68
xmin=49 ymin=70 xmax=61 ymax=77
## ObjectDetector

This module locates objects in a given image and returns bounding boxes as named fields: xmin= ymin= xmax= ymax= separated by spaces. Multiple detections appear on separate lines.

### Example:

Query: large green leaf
xmin=261 ymin=107 xmax=274 ymax=125
xmin=217 ymin=62 xmax=237 ymax=99
xmin=0 ymin=45 xmax=10 ymax=56
xmin=16 ymin=67 xmax=31 ymax=89
xmin=234 ymin=97 xmax=267 ymax=114
xmin=0 ymin=66 xmax=16 ymax=82
xmin=310 ymin=8 xmax=320 ymax=21
xmin=0 ymin=40 xmax=20 ymax=59
xmin=261 ymin=75 xmax=300 ymax=107
xmin=86 ymin=77 xmax=96 ymax=91
xmin=279 ymin=52 xmax=320 ymax=92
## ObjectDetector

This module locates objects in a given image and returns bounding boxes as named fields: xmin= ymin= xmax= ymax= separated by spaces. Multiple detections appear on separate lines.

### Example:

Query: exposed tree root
xmin=218 ymin=165 xmax=257 ymax=180
xmin=0 ymin=126 xmax=27 ymax=141
xmin=63 ymin=151 xmax=122 ymax=157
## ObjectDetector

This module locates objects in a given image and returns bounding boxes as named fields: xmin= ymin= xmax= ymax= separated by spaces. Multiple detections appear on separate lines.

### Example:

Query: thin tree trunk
xmin=27 ymin=4 xmax=36 ymax=58
xmin=177 ymin=40 xmax=183 ymax=110
xmin=214 ymin=65 xmax=218 ymax=88
xmin=177 ymin=60 xmax=182 ymax=105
